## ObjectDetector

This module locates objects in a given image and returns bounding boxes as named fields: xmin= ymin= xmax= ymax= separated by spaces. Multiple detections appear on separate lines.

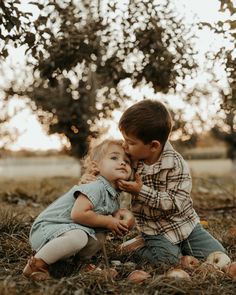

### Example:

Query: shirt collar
xmin=97 ymin=176 xmax=120 ymax=199
xmin=136 ymin=140 xmax=175 ymax=174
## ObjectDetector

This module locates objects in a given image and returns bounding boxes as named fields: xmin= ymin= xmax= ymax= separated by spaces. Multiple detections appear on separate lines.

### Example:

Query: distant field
xmin=188 ymin=159 xmax=232 ymax=176
xmin=0 ymin=156 xmax=81 ymax=179
xmin=0 ymin=156 xmax=233 ymax=179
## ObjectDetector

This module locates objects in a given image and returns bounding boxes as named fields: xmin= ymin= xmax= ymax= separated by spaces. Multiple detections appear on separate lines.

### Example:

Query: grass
xmin=0 ymin=175 xmax=236 ymax=294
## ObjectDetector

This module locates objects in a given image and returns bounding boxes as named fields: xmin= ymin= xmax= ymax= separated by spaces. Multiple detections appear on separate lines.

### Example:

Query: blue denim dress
xmin=29 ymin=176 xmax=120 ymax=251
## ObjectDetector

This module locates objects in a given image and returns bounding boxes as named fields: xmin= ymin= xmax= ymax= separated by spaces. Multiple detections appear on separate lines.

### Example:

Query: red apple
xmin=206 ymin=251 xmax=231 ymax=269
xmin=165 ymin=268 xmax=190 ymax=279
xmin=179 ymin=255 xmax=200 ymax=269
xmin=127 ymin=270 xmax=151 ymax=284
xmin=224 ymin=261 xmax=236 ymax=280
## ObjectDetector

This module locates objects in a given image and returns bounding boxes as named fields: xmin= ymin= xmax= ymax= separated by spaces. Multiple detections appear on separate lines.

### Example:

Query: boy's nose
xmin=123 ymin=142 xmax=128 ymax=151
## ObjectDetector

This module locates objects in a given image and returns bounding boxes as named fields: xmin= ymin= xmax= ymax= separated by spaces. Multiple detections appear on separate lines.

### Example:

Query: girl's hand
xmin=113 ymin=208 xmax=135 ymax=230
xmin=117 ymin=173 xmax=143 ymax=195
xmin=106 ymin=216 xmax=129 ymax=236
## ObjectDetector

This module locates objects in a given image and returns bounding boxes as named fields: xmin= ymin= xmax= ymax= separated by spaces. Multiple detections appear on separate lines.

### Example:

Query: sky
xmin=2 ymin=0 xmax=228 ymax=151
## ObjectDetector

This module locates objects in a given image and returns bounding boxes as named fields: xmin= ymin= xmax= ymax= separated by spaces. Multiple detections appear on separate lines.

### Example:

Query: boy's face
xmin=121 ymin=132 xmax=161 ymax=164
xmin=98 ymin=144 xmax=132 ymax=187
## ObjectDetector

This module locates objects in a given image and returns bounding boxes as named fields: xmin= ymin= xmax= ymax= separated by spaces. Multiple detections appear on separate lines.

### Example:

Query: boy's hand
xmin=80 ymin=161 xmax=99 ymax=184
xmin=117 ymin=173 xmax=142 ymax=195
xmin=106 ymin=216 xmax=129 ymax=236
xmin=80 ymin=173 xmax=97 ymax=184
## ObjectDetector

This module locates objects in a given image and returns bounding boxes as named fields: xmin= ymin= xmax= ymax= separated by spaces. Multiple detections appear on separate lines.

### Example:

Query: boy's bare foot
xmin=23 ymin=257 xmax=50 ymax=281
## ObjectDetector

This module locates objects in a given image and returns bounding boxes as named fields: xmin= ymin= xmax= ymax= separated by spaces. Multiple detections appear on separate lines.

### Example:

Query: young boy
xmin=23 ymin=139 xmax=133 ymax=280
xmin=117 ymin=99 xmax=226 ymax=266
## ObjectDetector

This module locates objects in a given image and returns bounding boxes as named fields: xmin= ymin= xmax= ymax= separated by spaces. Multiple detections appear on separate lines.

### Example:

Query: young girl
xmin=23 ymin=139 xmax=132 ymax=281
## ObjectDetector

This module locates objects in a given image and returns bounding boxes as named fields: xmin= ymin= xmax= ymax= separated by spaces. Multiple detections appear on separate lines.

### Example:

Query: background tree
xmin=0 ymin=0 xmax=34 ymax=58
xmin=3 ymin=0 xmax=198 ymax=158
xmin=0 ymin=96 xmax=19 ymax=151
xmin=0 ymin=0 xmax=33 ymax=147
xmin=203 ymin=0 xmax=236 ymax=169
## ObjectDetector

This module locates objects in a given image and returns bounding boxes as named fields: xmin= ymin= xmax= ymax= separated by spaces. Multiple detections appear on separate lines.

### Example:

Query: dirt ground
xmin=0 ymin=175 xmax=236 ymax=295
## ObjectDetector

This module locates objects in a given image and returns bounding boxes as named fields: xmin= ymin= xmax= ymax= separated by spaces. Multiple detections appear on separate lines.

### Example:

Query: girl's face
xmin=98 ymin=144 xmax=132 ymax=187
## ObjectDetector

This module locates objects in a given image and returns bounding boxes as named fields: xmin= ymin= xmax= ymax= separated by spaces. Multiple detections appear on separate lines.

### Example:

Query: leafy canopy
xmin=2 ymin=0 xmax=198 ymax=157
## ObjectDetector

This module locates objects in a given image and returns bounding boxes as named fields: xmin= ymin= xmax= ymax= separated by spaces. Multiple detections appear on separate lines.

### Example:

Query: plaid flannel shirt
xmin=132 ymin=141 xmax=199 ymax=244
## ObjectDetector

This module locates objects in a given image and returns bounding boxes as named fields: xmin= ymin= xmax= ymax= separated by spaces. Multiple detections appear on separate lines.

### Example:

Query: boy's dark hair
xmin=119 ymin=99 xmax=172 ymax=145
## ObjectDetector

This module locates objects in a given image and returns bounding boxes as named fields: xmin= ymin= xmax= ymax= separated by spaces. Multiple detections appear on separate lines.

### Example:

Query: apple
xmin=165 ymin=268 xmax=190 ymax=279
xmin=113 ymin=208 xmax=135 ymax=229
xmin=206 ymin=251 xmax=231 ymax=269
xmin=224 ymin=262 xmax=236 ymax=280
xmin=179 ymin=255 xmax=200 ymax=269
xmin=127 ymin=270 xmax=151 ymax=284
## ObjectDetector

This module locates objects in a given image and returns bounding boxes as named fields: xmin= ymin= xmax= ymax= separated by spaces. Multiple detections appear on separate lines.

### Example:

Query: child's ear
xmin=150 ymin=140 xmax=161 ymax=151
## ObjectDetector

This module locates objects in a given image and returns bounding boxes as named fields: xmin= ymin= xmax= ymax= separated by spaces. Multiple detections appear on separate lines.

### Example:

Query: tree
xmin=0 ymin=97 xmax=19 ymax=151
xmin=203 ymin=0 xmax=236 ymax=169
xmin=0 ymin=0 xmax=34 ymax=58
xmin=3 ymin=0 xmax=198 ymax=158
xmin=0 ymin=0 xmax=33 ymax=148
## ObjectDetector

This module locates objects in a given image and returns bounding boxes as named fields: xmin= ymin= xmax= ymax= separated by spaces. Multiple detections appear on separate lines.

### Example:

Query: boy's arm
xmin=79 ymin=161 xmax=99 ymax=184
xmin=71 ymin=194 xmax=128 ymax=235
xmin=118 ymin=166 xmax=192 ymax=212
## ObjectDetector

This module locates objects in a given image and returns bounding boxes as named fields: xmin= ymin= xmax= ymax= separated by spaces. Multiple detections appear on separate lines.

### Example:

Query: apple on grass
xmin=223 ymin=261 xmax=236 ymax=280
xmin=179 ymin=255 xmax=200 ymax=269
xmin=127 ymin=270 xmax=151 ymax=284
xmin=165 ymin=268 xmax=190 ymax=279
xmin=206 ymin=251 xmax=231 ymax=270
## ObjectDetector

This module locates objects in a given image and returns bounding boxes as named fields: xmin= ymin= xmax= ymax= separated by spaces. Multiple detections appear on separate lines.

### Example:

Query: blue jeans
xmin=136 ymin=223 xmax=226 ymax=265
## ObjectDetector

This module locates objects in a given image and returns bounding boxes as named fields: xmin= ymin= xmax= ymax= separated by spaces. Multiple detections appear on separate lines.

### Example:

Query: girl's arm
xmin=71 ymin=194 xmax=128 ymax=235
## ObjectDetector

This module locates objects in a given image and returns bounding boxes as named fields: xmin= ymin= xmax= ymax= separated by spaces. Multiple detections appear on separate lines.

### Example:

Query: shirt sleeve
xmin=73 ymin=182 xmax=104 ymax=209
xmin=137 ymin=159 xmax=192 ymax=212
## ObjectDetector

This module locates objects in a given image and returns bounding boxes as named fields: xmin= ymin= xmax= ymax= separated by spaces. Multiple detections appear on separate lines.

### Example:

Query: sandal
xmin=23 ymin=256 xmax=50 ymax=281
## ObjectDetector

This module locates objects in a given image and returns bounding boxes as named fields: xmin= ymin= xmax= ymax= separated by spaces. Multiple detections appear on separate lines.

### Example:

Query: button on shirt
xmin=132 ymin=141 xmax=199 ymax=244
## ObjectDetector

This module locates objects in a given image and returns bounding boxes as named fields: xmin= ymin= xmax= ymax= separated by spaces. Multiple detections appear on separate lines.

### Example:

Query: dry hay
xmin=0 ymin=176 xmax=236 ymax=295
